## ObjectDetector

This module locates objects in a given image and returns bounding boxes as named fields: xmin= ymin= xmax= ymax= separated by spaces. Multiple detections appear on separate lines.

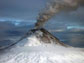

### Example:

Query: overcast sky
xmin=0 ymin=0 xmax=84 ymax=48
xmin=0 ymin=0 xmax=46 ymax=20
xmin=0 ymin=0 xmax=84 ymax=26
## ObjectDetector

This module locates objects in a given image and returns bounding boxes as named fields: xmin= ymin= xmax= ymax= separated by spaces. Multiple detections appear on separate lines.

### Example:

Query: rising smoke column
xmin=35 ymin=0 xmax=84 ymax=29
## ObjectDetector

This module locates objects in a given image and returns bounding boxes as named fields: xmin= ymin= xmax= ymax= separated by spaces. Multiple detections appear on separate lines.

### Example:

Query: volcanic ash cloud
xmin=35 ymin=0 xmax=84 ymax=29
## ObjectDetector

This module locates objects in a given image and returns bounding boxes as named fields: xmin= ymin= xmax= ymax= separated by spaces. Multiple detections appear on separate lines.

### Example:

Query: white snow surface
xmin=0 ymin=35 xmax=84 ymax=63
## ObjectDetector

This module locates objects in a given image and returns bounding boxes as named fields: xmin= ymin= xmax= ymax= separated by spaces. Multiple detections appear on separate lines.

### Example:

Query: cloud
xmin=35 ymin=0 xmax=84 ymax=29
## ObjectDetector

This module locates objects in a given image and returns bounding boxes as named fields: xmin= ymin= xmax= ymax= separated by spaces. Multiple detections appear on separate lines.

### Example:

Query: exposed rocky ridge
xmin=30 ymin=28 xmax=69 ymax=47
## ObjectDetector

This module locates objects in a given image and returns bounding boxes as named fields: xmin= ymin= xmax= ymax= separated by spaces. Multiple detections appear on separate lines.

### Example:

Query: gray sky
xmin=0 ymin=0 xmax=84 ymax=26
xmin=0 ymin=0 xmax=46 ymax=20
xmin=0 ymin=0 xmax=84 ymax=48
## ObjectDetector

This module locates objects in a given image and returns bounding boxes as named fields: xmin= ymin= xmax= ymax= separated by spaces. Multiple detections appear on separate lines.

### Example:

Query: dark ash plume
xmin=35 ymin=0 xmax=84 ymax=29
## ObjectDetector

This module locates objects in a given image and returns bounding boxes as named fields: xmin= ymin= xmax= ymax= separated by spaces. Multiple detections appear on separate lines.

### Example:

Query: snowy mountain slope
xmin=0 ymin=28 xmax=84 ymax=63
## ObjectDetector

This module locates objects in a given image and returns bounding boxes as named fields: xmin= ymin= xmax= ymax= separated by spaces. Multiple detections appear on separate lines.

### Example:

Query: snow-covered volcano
xmin=0 ymin=28 xmax=84 ymax=63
